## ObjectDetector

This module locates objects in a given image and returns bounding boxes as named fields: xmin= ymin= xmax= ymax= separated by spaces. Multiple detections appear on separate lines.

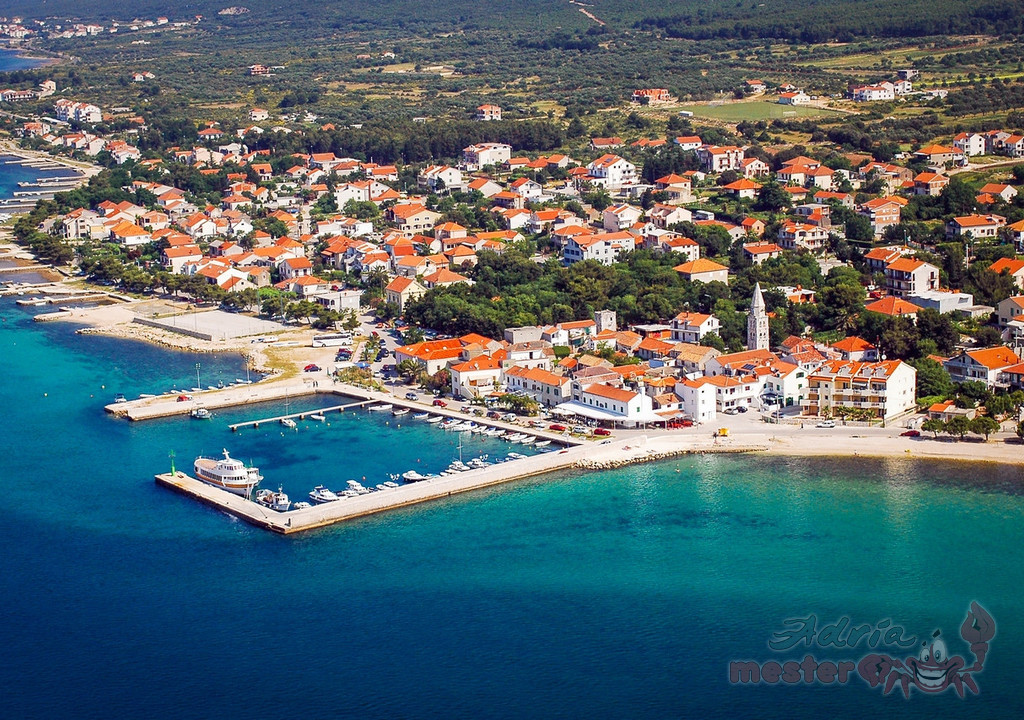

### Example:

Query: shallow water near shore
xmin=2 ymin=298 xmax=1023 ymax=719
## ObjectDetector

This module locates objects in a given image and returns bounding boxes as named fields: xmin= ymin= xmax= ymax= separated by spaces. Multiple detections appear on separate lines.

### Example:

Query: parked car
xmin=502 ymin=413 xmax=518 ymax=422
xmin=594 ymin=428 xmax=611 ymax=436
xmin=736 ymin=406 xmax=748 ymax=413
xmin=681 ymin=419 xmax=694 ymax=427
xmin=432 ymin=399 xmax=447 ymax=407
xmin=724 ymin=407 xmax=740 ymax=415
xmin=487 ymin=410 xmax=502 ymax=419
xmin=900 ymin=430 xmax=921 ymax=437
xmin=405 ymin=392 xmax=419 ymax=401
xmin=303 ymin=364 xmax=321 ymax=372
xmin=177 ymin=394 xmax=193 ymax=402
xmin=549 ymin=424 xmax=567 ymax=432
xmin=816 ymin=420 xmax=836 ymax=428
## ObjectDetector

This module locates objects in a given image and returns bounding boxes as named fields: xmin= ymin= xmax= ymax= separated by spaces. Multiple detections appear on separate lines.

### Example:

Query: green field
xmin=676 ymin=100 xmax=843 ymax=122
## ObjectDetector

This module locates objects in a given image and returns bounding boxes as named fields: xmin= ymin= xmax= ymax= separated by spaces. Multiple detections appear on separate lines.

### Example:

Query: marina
xmin=154 ymin=433 xmax=770 ymax=534
xmin=106 ymin=379 xmax=588 ymax=446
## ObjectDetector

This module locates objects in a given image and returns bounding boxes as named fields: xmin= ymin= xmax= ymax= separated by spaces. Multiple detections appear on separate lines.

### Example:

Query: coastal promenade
xmin=155 ymin=433 xmax=771 ymax=534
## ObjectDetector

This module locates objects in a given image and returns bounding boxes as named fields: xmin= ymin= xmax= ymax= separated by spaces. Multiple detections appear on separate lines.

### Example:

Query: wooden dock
xmin=154 ymin=433 xmax=771 ymax=534
xmin=228 ymin=400 xmax=374 ymax=430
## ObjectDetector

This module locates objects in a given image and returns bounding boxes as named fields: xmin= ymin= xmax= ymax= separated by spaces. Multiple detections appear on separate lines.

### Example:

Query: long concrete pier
xmin=154 ymin=434 xmax=771 ymax=534
xmin=106 ymin=379 xmax=319 ymax=420
xmin=227 ymin=400 xmax=374 ymax=430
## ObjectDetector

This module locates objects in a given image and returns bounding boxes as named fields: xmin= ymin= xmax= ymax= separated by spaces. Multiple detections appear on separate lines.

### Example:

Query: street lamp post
xmin=195 ymin=362 xmax=201 ymax=389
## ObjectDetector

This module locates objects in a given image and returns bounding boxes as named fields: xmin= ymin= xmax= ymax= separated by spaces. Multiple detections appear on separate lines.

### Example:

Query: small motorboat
xmin=426 ymin=415 xmax=443 ymax=424
xmin=403 ymin=470 xmax=428 ymax=482
xmin=375 ymin=484 xmax=388 ymax=491
xmin=255 ymin=487 xmax=291 ymax=512
xmin=507 ymin=452 xmax=526 ymax=460
xmin=383 ymin=481 xmax=399 ymax=488
xmin=191 ymin=407 xmax=212 ymax=420
xmin=281 ymin=418 xmax=297 ymax=428
xmin=309 ymin=485 xmax=340 ymax=503
xmin=309 ymin=413 xmax=326 ymax=421
xmin=519 ymin=436 xmax=536 ymax=446
xmin=534 ymin=440 xmax=551 ymax=447
xmin=392 ymin=408 xmax=410 ymax=417
xmin=114 ymin=393 xmax=127 ymax=404
xmin=293 ymin=501 xmax=312 ymax=509
xmin=368 ymin=404 xmax=394 ymax=412
xmin=413 ymin=413 xmax=430 ymax=420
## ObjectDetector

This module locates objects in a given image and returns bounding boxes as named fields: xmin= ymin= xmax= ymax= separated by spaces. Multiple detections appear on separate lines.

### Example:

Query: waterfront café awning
xmin=553 ymin=400 xmax=666 ymax=427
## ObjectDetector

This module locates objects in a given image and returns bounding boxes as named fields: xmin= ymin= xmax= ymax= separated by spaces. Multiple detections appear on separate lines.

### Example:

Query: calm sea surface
xmin=1 ymin=298 xmax=1022 ymax=718
xmin=0 ymin=47 xmax=44 ymax=73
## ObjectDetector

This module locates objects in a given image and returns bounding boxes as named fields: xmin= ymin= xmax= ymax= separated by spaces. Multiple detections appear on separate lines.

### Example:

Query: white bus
xmin=311 ymin=333 xmax=353 ymax=348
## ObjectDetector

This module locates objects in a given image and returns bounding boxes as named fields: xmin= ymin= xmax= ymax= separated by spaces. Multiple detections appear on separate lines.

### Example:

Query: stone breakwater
xmin=574 ymin=438 xmax=771 ymax=470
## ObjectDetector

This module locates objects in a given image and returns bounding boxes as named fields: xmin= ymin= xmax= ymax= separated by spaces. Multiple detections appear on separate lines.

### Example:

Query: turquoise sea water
xmin=2 ymin=298 xmax=1023 ymax=718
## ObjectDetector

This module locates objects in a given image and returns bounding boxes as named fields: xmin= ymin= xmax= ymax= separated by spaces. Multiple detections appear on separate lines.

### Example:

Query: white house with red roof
xmin=450 ymin=354 xmax=504 ymax=399
xmin=602 ymin=203 xmax=643 ymax=232
xmin=946 ymin=214 xmax=1006 ymax=239
xmin=696 ymin=145 xmax=744 ymax=172
xmin=463 ymin=142 xmax=512 ymax=170
xmin=162 ymin=244 xmax=203 ymax=273
xmin=476 ymin=104 xmax=502 ymax=121
xmin=777 ymin=222 xmax=828 ymax=251
xmin=563 ymin=231 xmax=636 ymax=265
xmin=673 ymin=258 xmax=729 ymax=284
xmin=585 ymin=154 xmax=637 ymax=189
xmin=884 ymin=257 xmax=939 ymax=298
xmin=953 ymin=132 xmax=987 ymax=157
xmin=418 ymin=165 xmax=464 ymax=192
xmin=278 ymin=256 xmax=313 ymax=280
xmin=504 ymin=365 xmax=572 ymax=407
xmin=562 ymin=383 xmax=658 ymax=425
xmin=385 ymin=276 xmax=427 ymax=313
xmin=943 ymin=346 xmax=1020 ymax=388
xmin=742 ymin=242 xmax=784 ymax=265
xmin=670 ymin=311 xmax=721 ymax=343
xmin=804 ymin=360 xmax=916 ymax=419
xmin=422 ymin=268 xmax=471 ymax=289
xmin=990 ymin=258 xmax=1024 ymax=290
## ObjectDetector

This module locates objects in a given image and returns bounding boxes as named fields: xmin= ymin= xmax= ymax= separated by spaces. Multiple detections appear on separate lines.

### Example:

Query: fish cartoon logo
xmin=858 ymin=602 xmax=995 ymax=697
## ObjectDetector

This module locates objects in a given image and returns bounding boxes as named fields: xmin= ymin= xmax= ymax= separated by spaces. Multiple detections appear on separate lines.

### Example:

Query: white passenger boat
xmin=190 ymin=407 xmax=211 ymax=420
xmin=193 ymin=449 xmax=263 ymax=497
xmin=255 ymin=487 xmax=291 ymax=512
xmin=309 ymin=485 xmax=340 ymax=503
